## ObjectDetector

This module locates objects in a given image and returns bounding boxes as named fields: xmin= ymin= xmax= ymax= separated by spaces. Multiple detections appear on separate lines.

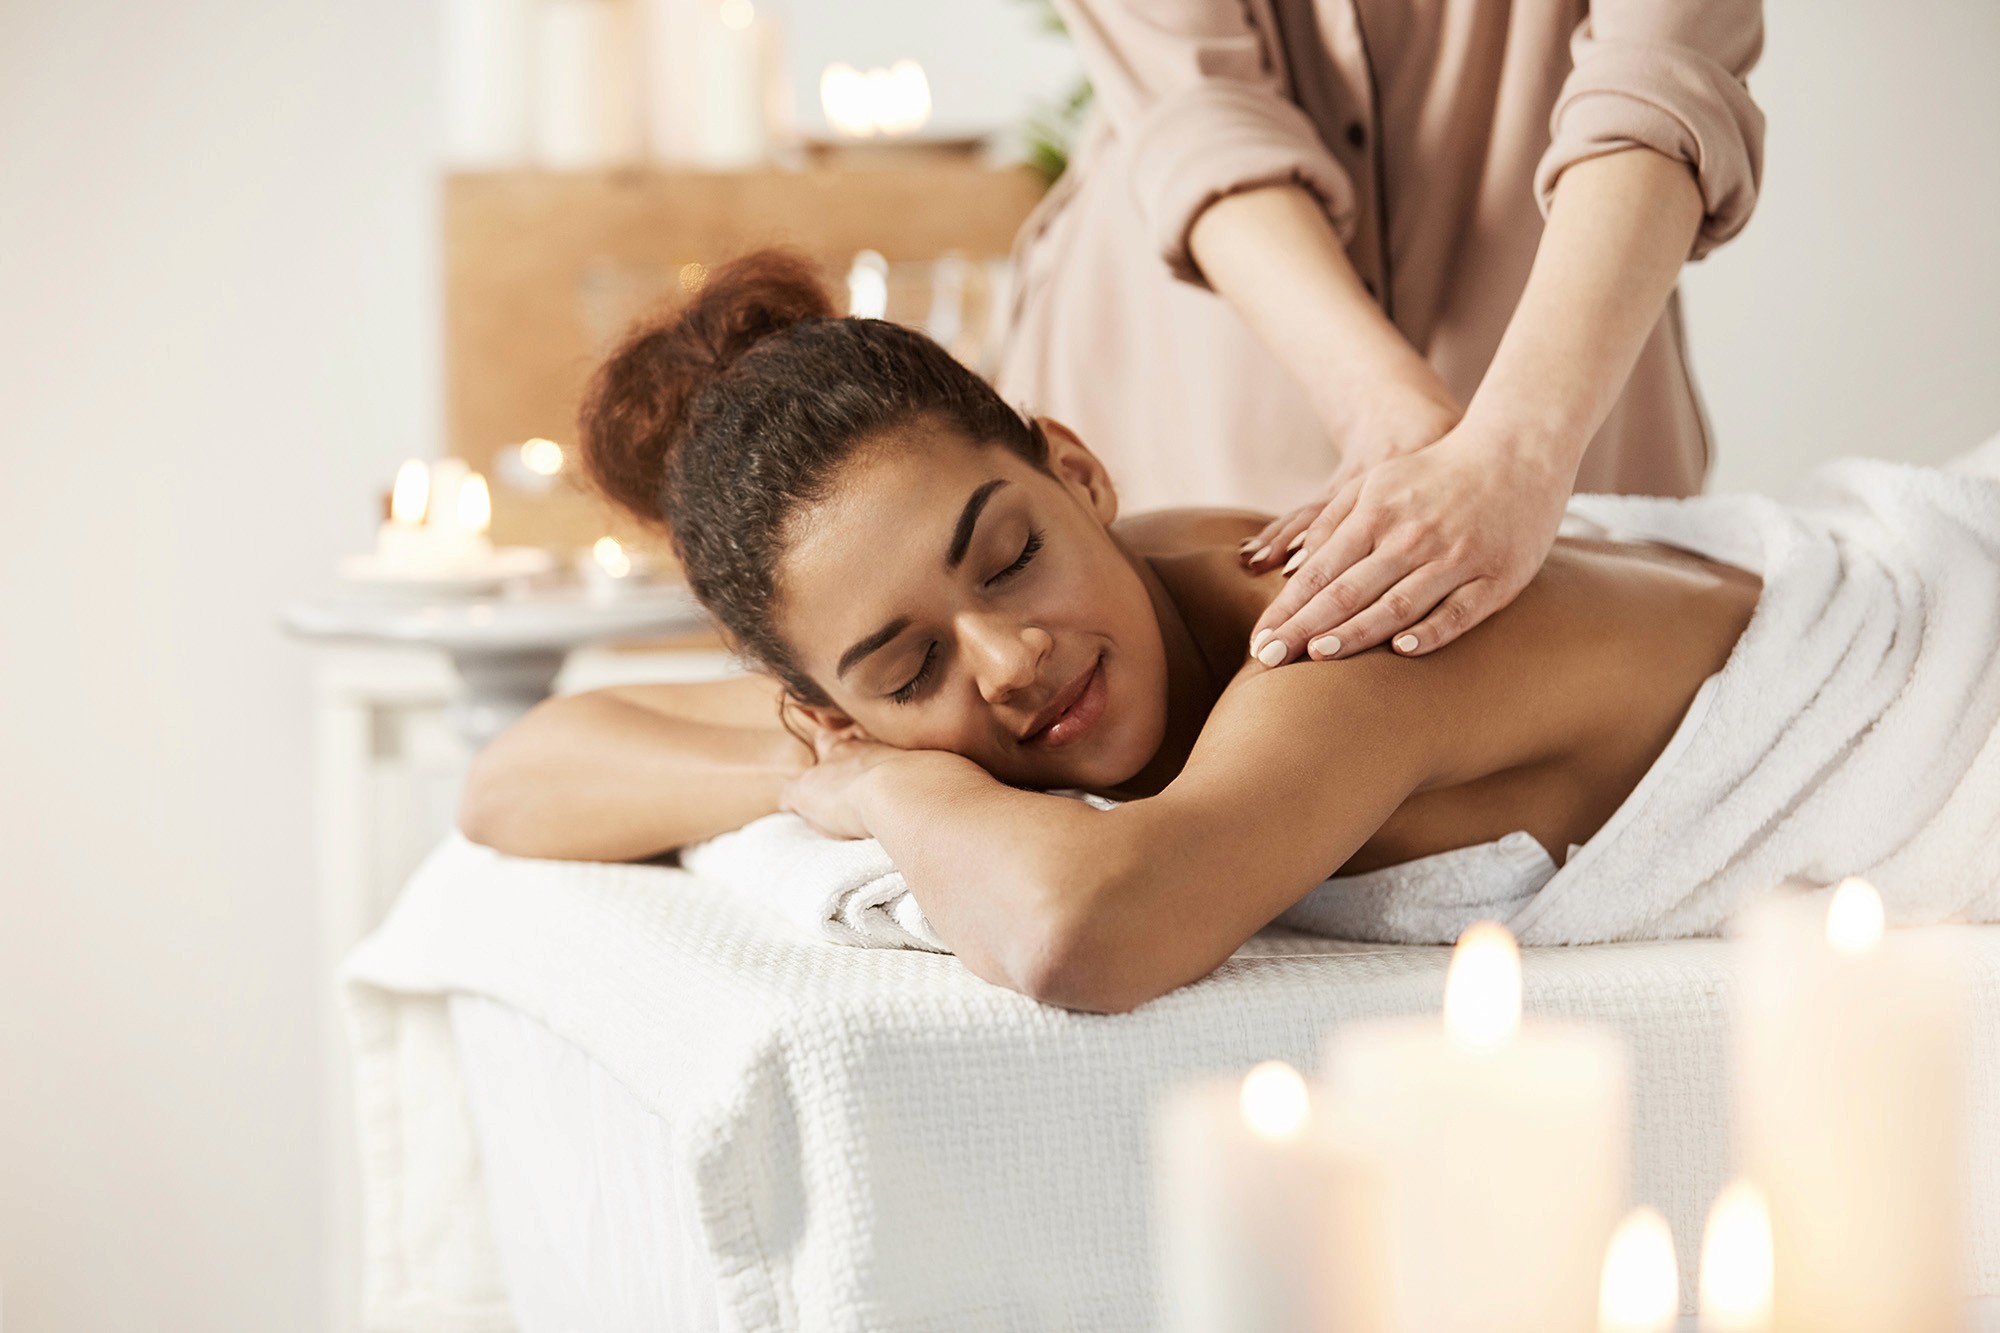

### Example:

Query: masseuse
xmin=997 ymin=0 xmax=1764 ymax=662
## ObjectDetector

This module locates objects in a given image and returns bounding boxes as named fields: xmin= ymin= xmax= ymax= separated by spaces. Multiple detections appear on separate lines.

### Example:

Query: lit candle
xmin=694 ymin=0 xmax=771 ymax=167
xmin=1698 ymin=1181 xmax=1772 ymax=1333
xmin=1734 ymin=880 xmax=1968 ymax=1332
xmin=374 ymin=459 xmax=435 ymax=562
xmin=1323 ymin=922 xmax=1629 ymax=1333
xmin=1600 ymin=1206 xmax=1679 ymax=1333
xmin=578 ymin=535 xmax=665 ymax=599
xmin=1153 ymin=1061 xmax=1385 ymax=1333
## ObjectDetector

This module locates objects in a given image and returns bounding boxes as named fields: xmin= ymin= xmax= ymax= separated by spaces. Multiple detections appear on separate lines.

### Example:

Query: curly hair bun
xmin=579 ymin=248 xmax=838 ymax=526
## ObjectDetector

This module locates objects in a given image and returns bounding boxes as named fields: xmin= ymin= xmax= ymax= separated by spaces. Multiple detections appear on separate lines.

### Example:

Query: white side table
xmin=283 ymin=584 xmax=709 ymax=747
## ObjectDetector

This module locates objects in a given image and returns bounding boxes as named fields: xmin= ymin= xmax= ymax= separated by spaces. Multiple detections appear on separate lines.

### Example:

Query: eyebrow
xmin=947 ymin=479 xmax=1007 ymax=570
xmin=835 ymin=479 xmax=1009 ymax=680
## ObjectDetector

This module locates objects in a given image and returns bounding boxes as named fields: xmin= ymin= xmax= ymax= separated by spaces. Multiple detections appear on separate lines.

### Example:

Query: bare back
xmin=1118 ymin=509 xmax=1761 ymax=872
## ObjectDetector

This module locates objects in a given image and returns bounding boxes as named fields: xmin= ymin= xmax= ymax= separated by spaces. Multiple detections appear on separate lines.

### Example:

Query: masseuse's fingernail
xmin=1250 ymin=629 xmax=1273 ymax=654
xmin=1394 ymin=633 xmax=1420 ymax=654
xmin=1256 ymin=638 xmax=1289 ymax=668
xmin=1286 ymin=532 xmax=1306 ymax=554
xmin=1281 ymin=547 xmax=1307 ymax=575
xmin=1309 ymin=635 xmax=1341 ymax=659
xmin=1249 ymin=544 xmax=1273 ymax=565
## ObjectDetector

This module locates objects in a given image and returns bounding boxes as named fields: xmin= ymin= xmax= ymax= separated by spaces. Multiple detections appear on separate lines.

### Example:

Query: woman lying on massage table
xmin=461 ymin=250 xmax=1762 ymax=1013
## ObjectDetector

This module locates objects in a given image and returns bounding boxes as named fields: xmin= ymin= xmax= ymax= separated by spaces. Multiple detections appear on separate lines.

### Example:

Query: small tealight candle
xmin=374 ymin=459 xmax=434 ymax=561
xmin=1698 ymin=1181 xmax=1772 ymax=1333
xmin=578 ymin=535 xmax=666 ymax=600
xmin=1734 ymin=880 xmax=1968 ymax=1333
xmin=1154 ymin=1061 xmax=1385 ymax=1333
xmin=1600 ymin=1206 xmax=1679 ymax=1333
xmin=1324 ymin=921 xmax=1629 ymax=1333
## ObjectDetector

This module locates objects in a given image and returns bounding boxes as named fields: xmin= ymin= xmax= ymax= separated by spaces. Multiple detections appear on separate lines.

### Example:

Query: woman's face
xmin=772 ymin=422 xmax=1171 ymax=791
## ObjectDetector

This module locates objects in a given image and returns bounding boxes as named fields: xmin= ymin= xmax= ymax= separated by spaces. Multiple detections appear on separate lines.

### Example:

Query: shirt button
xmin=1345 ymin=121 xmax=1367 ymax=149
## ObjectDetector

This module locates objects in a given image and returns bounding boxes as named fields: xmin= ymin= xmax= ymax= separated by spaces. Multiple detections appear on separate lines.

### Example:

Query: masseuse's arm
xmin=459 ymin=676 xmax=807 ymax=862
xmin=1186 ymin=185 xmax=1463 ymax=500
xmin=1244 ymin=149 xmax=1705 ymax=663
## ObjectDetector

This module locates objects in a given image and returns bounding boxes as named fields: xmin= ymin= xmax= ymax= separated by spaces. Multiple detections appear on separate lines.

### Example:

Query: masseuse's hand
xmin=1240 ymin=387 xmax=1461 ymax=565
xmin=778 ymin=728 xmax=903 ymax=841
xmin=1245 ymin=421 xmax=1573 ymax=664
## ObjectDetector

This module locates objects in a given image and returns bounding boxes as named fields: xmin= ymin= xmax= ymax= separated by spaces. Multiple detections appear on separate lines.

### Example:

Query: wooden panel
xmin=443 ymin=164 xmax=1047 ymax=552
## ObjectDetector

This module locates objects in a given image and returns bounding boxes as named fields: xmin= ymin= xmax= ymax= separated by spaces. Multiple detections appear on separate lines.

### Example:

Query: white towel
xmin=1514 ymin=435 xmax=2000 ymax=943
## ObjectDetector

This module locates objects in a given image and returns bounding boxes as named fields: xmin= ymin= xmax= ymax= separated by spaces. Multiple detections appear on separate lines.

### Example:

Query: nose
xmin=958 ymin=614 xmax=1051 ymax=706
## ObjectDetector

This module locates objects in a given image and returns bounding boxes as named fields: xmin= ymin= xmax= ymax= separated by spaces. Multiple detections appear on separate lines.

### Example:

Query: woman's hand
xmin=1245 ymin=420 xmax=1574 ymax=663
xmin=1240 ymin=387 xmax=1462 ymax=566
xmin=778 ymin=730 xmax=905 ymax=840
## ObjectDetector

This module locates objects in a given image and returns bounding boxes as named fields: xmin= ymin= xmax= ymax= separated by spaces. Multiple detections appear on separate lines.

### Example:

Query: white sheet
xmin=345 ymin=837 xmax=2000 ymax=1332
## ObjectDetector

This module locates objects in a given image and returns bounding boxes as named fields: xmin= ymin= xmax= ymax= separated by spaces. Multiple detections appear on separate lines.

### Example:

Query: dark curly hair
xmin=578 ymin=248 xmax=1048 ymax=704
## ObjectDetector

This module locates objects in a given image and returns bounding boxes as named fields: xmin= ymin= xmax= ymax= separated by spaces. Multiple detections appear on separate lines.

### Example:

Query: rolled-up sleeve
xmin=1058 ymin=0 xmax=1359 ymax=286
xmin=1534 ymin=0 xmax=1766 ymax=259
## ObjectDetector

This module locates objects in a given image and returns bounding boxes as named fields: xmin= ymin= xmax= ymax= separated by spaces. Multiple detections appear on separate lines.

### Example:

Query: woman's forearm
xmin=1465 ymin=148 xmax=1705 ymax=475
xmin=1187 ymin=184 xmax=1456 ymax=439
xmin=460 ymin=690 xmax=807 ymax=862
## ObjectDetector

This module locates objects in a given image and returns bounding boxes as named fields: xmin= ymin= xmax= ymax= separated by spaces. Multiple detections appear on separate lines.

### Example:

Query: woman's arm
xmin=838 ymin=651 xmax=1434 ymax=1013
xmin=459 ymin=676 xmax=809 ymax=862
xmin=1249 ymin=148 xmax=1706 ymax=662
xmin=1186 ymin=184 xmax=1462 ymax=493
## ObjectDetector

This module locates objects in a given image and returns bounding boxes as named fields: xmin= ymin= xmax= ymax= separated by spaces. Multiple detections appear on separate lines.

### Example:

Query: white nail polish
xmin=1250 ymin=629 xmax=1272 ymax=653
xmin=1281 ymin=547 xmax=1307 ymax=575
xmin=1286 ymin=532 xmax=1306 ymax=554
xmin=1256 ymin=639 xmax=1289 ymax=668
xmin=1250 ymin=544 xmax=1273 ymax=564
xmin=1309 ymin=635 xmax=1341 ymax=658
xmin=1394 ymin=633 xmax=1419 ymax=653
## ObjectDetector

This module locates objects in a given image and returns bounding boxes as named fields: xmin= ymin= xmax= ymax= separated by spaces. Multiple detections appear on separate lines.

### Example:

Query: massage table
xmin=344 ymin=835 xmax=2000 ymax=1332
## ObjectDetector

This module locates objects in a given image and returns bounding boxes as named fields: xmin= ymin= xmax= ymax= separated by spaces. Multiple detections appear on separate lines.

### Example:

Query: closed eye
xmin=986 ymin=528 xmax=1042 ymax=588
xmin=889 ymin=642 xmax=937 ymax=704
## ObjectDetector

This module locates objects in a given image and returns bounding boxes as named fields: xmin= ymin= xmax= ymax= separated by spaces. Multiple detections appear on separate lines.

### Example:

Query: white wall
xmin=1683 ymin=0 xmax=2000 ymax=493
xmin=0 ymin=1 xmax=436 ymax=1330
xmin=0 ymin=2 xmax=1991 ymax=1332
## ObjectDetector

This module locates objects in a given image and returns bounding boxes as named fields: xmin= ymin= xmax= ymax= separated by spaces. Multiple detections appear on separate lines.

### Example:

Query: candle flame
xmin=593 ymin=535 xmax=633 ymax=579
xmin=1443 ymin=920 xmax=1522 ymax=1048
xmin=390 ymin=459 xmax=430 ymax=525
xmin=1825 ymin=877 xmax=1885 ymax=956
xmin=1699 ymin=1181 xmax=1773 ymax=1332
xmin=520 ymin=438 xmax=565 ymax=477
xmin=820 ymin=59 xmax=932 ymax=139
xmin=1599 ymin=1206 xmax=1679 ymax=1333
xmin=1238 ymin=1060 xmax=1310 ymax=1142
xmin=457 ymin=472 xmax=492 ymax=535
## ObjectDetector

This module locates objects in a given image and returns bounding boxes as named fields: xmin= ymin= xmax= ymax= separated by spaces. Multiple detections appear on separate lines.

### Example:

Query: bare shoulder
xmin=1111 ymin=507 xmax=1268 ymax=560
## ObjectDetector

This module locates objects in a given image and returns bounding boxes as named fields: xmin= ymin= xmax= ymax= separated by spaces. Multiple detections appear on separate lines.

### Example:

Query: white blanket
xmin=343 ymin=836 xmax=2000 ymax=1332
xmin=685 ymin=442 xmax=2000 ymax=951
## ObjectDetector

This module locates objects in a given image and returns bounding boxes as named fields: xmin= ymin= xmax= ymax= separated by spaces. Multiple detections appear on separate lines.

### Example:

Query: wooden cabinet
xmin=442 ymin=163 xmax=1047 ymax=550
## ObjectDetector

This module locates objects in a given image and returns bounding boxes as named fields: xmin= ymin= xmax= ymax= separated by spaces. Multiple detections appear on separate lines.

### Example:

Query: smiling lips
xmin=1021 ymin=654 xmax=1108 ymax=748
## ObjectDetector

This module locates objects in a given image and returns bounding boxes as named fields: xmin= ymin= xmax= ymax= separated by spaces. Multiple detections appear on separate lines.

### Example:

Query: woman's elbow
xmin=1008 ymin=873 xmax=1187 ymax=1015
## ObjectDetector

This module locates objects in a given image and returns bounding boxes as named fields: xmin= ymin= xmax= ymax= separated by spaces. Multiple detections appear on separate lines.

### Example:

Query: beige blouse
xmin=996 ymin=0 xmax=1765 ymax=514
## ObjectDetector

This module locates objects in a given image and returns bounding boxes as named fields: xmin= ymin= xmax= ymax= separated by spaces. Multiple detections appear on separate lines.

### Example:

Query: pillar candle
xmin=1153 ymin=1062 xmax=1386 ymax=1333
xmin=533 ymin=0 xmax=645 ymax=170
xmin=692 ymin=0 xmax=770 ymax=167
xmin=1323 ymin=923 xmax=1629 ymax=1333
xmin=1735 ymin=879 xmax=1968 ymax=1333
xmin=439 ymin=0 xmax=534 ymax=168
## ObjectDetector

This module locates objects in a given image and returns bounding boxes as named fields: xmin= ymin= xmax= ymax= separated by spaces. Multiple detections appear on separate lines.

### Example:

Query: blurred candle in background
xmin=1698 ymin=1181 xmax=1773 ymax=1333
xmin=641 ymin=0 xmax=704 ymax=162
xmin=440 ymin=0 xmax=534 ymax=168
xmin=1324 ymin=922 xmax=1628 ymax=1333
xmin=1599 ymin=1206 xmax=1679 ymax=1333
xmin=693 ymin=0 xmax=772 ymax=167
xmin=533 ymin=0 xmax=645 ymax=169
xmin=1734 ymin=880 xmax=1968 ymax=1333
xmin=1153 ymin=1061 xmax=1384 ymax=1333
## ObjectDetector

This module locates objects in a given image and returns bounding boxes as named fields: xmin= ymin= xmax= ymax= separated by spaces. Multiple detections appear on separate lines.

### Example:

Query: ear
xmin=790 ymin=700 xmax=871 ymax=744
xmin=1037 ymin=417 xmax=1119 ymax=526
